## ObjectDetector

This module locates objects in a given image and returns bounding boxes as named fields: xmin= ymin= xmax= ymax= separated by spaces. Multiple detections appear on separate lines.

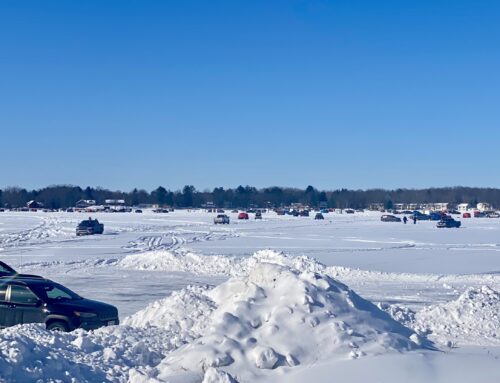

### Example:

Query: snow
xmin=120 ymin=248 xmax=324 ymax=277
xmin=413 ymin=285 xmax=500 ymax=346
xmin=1 ymin=210 xmax=500 ymax=382
xmin=153 ymin=262 xmax=426 ymax=382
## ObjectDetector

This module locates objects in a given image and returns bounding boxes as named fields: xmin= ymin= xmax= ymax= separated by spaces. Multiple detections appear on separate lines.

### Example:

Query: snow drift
xmin=120 ymin=248 xmax=326 ymax=277
xmin=413 ymin=285 xmax=500 ymax=346
xmin=135 ymin=262 xmax=427 ymax=382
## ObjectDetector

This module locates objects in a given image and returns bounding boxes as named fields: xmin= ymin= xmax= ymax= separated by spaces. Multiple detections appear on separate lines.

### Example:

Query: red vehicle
xmin=238 ymin=212 xmax=249 ymax=220
xmin=462 ymin=212 xmax=471 ymax=218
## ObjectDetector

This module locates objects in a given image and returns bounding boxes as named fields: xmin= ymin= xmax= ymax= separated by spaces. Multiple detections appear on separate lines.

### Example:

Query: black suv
xmin=76 ymin=218 xmax=104 ymax=236
xmin=0 ymin=276 xmax=119 ymax=331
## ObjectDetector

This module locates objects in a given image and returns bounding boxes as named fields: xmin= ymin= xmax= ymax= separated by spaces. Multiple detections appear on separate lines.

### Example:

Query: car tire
xmin=47 ymin=321 xmax=69 ymax=332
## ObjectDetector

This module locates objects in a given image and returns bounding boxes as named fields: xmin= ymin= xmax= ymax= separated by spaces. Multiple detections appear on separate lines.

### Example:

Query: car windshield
xmin=32 ymin=282 xmax=83 ymax=302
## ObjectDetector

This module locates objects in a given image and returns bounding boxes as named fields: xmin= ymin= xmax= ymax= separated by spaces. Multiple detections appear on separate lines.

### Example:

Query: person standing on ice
xmin=403 ymin=216 xmax=408 ymax=224
xmin=413 ymin=215 xmax=417 ymax=224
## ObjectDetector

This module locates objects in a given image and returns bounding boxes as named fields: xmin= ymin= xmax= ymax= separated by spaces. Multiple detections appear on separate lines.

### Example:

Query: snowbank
xmin=124 ymin=285 xmax=215 ymax=335
xmin=0 ymin=324 xmax=165 ymax=382
xmin=150 ymin=262 xmax=426 ymax=382
xmin=120 ymin=249 xmax=325 ymax=277
xmin=120 ymin=248 xmax=243 ymax=276
xmin=413 ymin=286 xmax=500 ymax=346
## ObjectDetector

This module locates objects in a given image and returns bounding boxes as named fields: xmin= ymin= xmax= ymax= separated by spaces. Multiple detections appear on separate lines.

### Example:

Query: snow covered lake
xmin=1 ymin=210 xmax=499 ymax=382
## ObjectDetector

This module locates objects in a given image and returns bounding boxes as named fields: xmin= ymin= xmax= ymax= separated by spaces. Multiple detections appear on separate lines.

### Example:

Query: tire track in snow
xmin=0 ymin=217 xmax=75 ymax=250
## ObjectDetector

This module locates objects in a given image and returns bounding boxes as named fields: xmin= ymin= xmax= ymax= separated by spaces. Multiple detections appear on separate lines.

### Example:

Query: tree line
xmin=0 ymin=185 xmax=499 ymax=210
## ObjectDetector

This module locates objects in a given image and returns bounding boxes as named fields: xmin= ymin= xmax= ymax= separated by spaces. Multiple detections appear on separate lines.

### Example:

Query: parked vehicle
xmin=462 ymin=212 xmax=471 ymax=218
xmin=487 ymin=212 xmax=500 ymax=218
xmin=344 ymin=209 xmax=355 ymax=214
xmin=255 ymin=211 xmax=262 ymax=220
xmin=410 ymin=211 xmax=431 ymax=221
xmin=214 ymin=214 xmax=230 ymax=224
xmin=216 ymin=209 xmax=225 ymax=213
xmin=0 ymin=275 xmax=119 ymax=331
xmin=153 ymin=208 xmax=169 ymax=213
xmin=135 ymin=209 xmax=143 ymax=213
xmin=429 ymin=212 xmax=445 ymax=221
xmin=381 ymin=215 xmax=402 ymax=222
xmin=238 ymin=212 xmax=249 ymax=220
xmin=300 ymin=210 xmax=310 ymax=217
xmin=76 ymin=218 xmax=104 ymax=236
xmin=437 ymin=217 xmax=461 ymax=228
xmin=315 ymin=213 xmax=324 ymax=220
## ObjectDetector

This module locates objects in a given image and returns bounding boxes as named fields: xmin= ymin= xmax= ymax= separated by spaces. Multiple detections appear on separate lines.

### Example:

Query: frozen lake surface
xmin=1 ymin=209 xmax=499 ymax=382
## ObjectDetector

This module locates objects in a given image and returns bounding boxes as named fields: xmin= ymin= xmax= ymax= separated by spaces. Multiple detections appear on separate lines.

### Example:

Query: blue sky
xmin=1 ymin=0 xmax=499 ymax=191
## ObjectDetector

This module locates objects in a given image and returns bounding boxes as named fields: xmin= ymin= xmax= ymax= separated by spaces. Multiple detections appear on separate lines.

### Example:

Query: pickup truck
xmin=214 ymin=214 xmax=230 ymax=224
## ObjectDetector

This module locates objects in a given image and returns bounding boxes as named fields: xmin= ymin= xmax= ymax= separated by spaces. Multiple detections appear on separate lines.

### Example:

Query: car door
xmin=7 ymin=284 xmax=45 ymax=325
xmin=0 ymin=283 xmax=10 ymax=328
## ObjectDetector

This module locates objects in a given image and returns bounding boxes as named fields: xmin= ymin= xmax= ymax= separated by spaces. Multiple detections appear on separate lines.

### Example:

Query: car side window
xmin=45 ymin=286 xmax=72 ymax=300
xmin=9 ymin=285 xmax=39 ymax=305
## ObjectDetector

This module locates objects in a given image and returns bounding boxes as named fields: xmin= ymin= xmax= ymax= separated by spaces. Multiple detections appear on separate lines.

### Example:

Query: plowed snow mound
xmin=119 ymin=248 xmax=243 ymax=275
xmin=0 ymin=324 xmax=168 ymax=383
xmin=120 ymin=249 xmax=324 ymax=276
xmin=0 ymin=253 xmax=429 ymax=383
xmin=414 ymin=286 xmax=500 ymax=346
xmin=124 ymin=285 xmax=215 ymax=333
xmin=143 ymin=263 xmax=427 ymax=383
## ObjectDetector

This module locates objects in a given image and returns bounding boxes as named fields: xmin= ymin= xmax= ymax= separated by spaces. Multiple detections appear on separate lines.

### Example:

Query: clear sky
xmin=1 ymin=0 xmax=499 ymax=192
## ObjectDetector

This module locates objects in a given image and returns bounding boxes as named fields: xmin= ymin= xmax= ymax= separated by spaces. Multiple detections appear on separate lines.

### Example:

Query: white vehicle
xmin=214 ymin=214 xmax=230 ymax=224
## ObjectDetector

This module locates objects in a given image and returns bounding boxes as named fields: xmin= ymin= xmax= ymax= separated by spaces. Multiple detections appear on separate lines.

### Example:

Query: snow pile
xmin=377 ymin=302 xmax=417 ymax=326
xmin=413 ymin=286 xmax=500 ymax=346
xmin=242 ymin=249 xmax=326 ymax=275
xmin=0 ymin=251 xmax=435 ymax=383
xmin=0 ymin=323 xmax=178 ymax=382
xmin=120 ymin=248 xmax=242 ymax=276
xmin=120 ymin=249 xmax=325 ymax=277
xmin=147 ymin=263 xmax=425 ymax=382
xmin=124 ymin=285 xmax=215 ymax=338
